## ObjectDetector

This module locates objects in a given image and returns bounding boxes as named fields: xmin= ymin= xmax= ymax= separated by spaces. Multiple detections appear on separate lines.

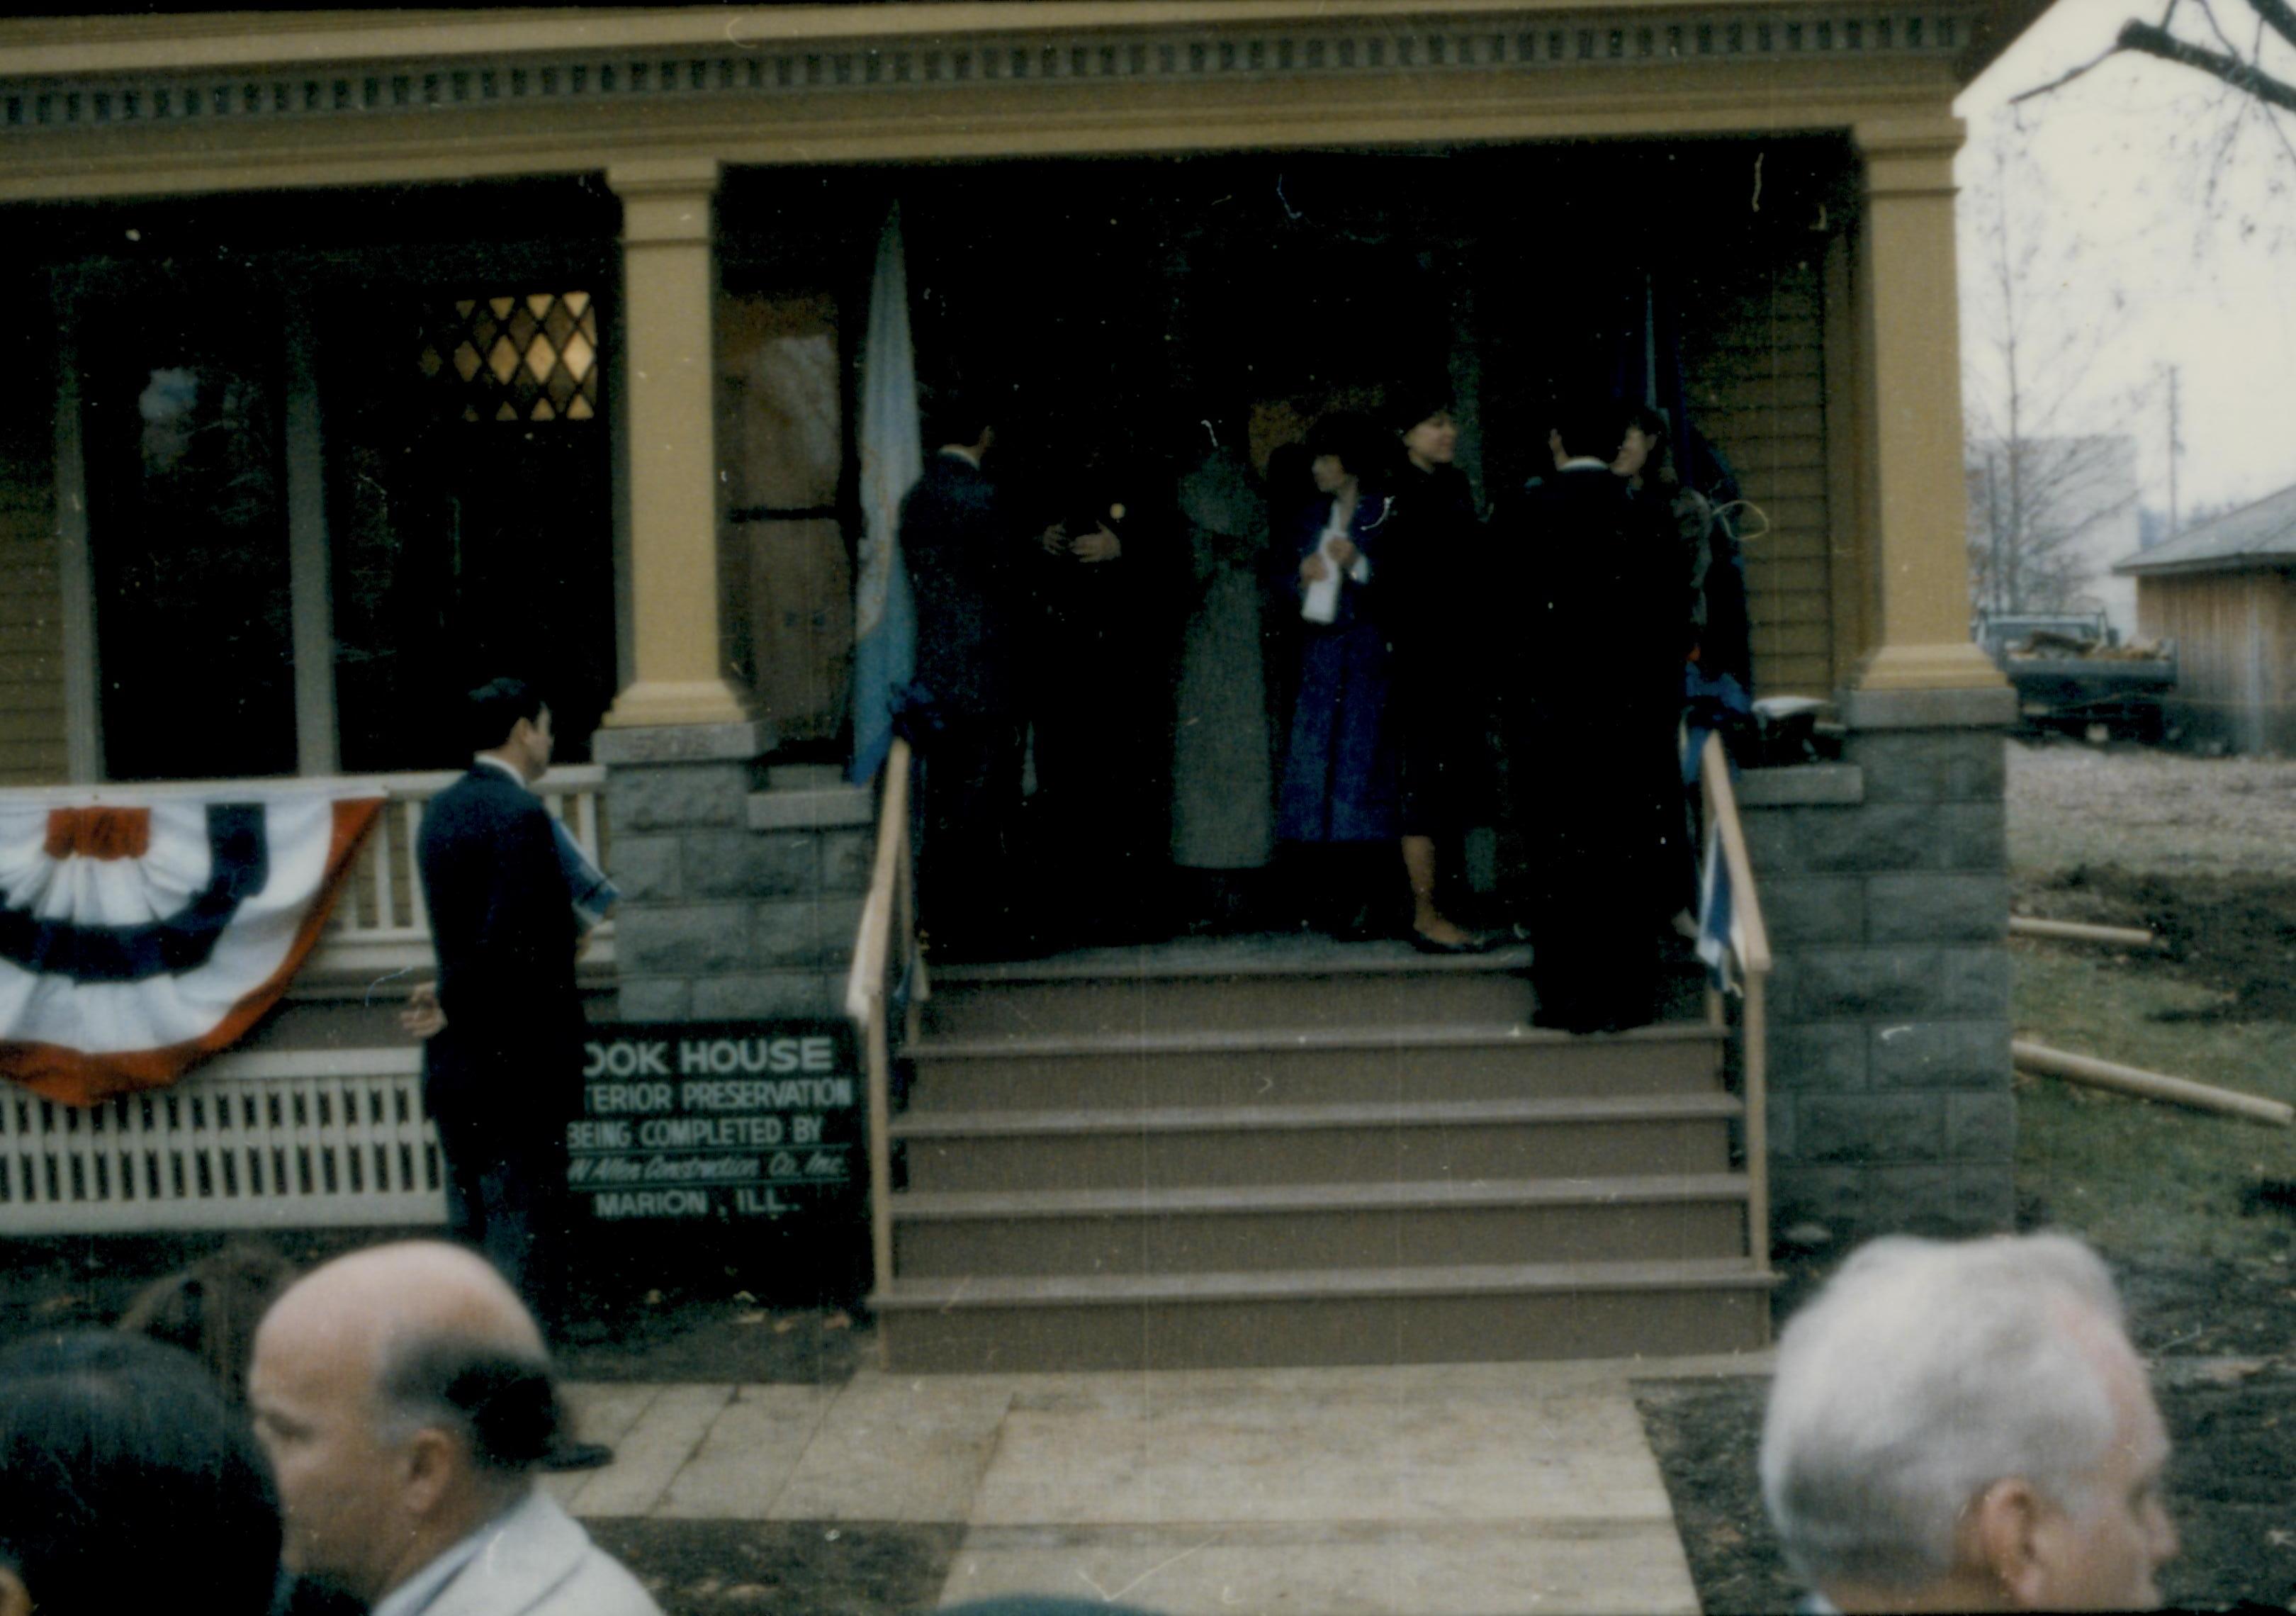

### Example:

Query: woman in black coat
xmin=1383 ymin=395 xmax=1488 ymax=953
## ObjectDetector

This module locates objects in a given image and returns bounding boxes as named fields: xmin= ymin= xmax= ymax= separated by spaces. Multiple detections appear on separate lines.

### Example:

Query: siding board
xmin=1683 ymin=247 xmax=1833 ymax=696
xmin=0 ymin=286 xmax=66 ymax=785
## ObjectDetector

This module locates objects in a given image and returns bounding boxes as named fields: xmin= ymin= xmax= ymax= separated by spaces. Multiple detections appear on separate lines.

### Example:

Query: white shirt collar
xmin=473 ymin=755 xmax=531 ymax=792
xmin=369 ymin=1489 xmax=535 ymax=1616
xmin=1558 ymin=456 xmax=1612 ymax=471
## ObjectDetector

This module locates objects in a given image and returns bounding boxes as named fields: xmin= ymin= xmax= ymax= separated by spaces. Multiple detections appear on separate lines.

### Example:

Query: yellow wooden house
xmin=0 ymin=2 xmax=2030 ymax=1369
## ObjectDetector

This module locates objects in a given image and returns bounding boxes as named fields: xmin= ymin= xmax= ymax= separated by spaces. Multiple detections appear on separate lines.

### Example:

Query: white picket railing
xmin=309 ymin=765 xmax=612 ymax=984
xmin=0 ymin=765 xmax=613 ymax=1235
xmin=0 ymin=1048 xmax=439 ymax=1233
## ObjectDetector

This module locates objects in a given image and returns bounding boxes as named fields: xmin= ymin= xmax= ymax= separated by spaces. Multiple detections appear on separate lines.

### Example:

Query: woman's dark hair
xmin=0 ymin=1331 xmax=282 ymax=1616
xmin=1624 ymin=403 xmax=1682 ymax=492
xmin=118 ymin=1239 xmax=297 ymax=1405
xmin=1385 ymin=385 xmax=1453 ymax=438
xmin=464 ymin=677 xmax=544 ymax=755
xmin=1303 ymin=410 xmax=1388 ymax=483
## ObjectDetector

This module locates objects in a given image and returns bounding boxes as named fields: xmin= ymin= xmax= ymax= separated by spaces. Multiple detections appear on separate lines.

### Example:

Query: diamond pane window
xmin=418 ymin=291 xmax=601 ymax=423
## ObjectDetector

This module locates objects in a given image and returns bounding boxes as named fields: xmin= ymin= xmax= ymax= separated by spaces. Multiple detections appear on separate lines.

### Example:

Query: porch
xmin=0 ymin=1 xmax=2027 ymax=1346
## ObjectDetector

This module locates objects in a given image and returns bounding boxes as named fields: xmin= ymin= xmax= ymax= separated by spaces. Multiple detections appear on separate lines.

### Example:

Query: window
xmin=420 ymin=291 xmax=600 ymax=422
xmin=81 ymin=300 xmax=297 ymax=781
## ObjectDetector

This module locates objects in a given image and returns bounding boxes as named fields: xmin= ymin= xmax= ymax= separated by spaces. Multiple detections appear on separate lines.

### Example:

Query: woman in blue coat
xmin=1276 ymin=412 xmax=1401 ymax=936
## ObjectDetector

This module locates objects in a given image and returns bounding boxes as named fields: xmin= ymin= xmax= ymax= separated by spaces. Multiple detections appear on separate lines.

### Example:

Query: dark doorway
xmin=325 ymin=285 xmax=618 ymax=771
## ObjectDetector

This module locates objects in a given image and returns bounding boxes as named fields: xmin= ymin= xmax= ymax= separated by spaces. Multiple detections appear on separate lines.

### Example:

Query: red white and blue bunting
xmin=0 ymin=788 xmax=383 ymax=1106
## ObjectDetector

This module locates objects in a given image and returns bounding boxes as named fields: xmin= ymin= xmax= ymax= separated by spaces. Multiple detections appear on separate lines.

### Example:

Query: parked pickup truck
xmin=1974 ymin=612 xmax=2178 ymax=741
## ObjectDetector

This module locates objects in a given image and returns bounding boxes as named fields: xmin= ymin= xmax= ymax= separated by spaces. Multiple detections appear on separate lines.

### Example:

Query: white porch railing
xmin=0 ymin=1049 xmax=438 ymax=1233
xmin=0 ymin=765 xmax=612 ymax=1235
xmin=308 ymin=764 xmax=612 ymax=985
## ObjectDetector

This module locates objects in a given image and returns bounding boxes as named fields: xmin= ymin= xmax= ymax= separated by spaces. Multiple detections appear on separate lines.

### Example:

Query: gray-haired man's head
xmin=1760 ymin=1233 xmax=2177 ymax=1612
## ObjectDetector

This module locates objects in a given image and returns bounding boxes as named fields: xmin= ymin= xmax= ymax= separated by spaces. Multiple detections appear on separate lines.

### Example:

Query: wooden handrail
xmin=1699 ymin=731 xmax=1773 ymax=1277
xmin=1700 ymin=734 xmax=1769 ymax=977
xmin=845 ymin=735 xmax=915 ymax=1297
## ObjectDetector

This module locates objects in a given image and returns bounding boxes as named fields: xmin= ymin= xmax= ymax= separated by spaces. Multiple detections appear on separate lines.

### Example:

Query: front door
xmin=325 ymin=286 xmax=617 ymax=770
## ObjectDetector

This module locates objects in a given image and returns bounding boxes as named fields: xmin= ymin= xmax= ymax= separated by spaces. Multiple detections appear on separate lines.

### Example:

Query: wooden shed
xmin=2118 ymin=482 xmax=2296 ymax=754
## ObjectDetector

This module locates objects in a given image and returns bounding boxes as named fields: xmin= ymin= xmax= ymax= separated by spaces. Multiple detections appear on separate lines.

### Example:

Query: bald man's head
xmin=249 ymin=1242 xmax=564 ymax=1604
xmin=268 ymin=1240 xmax=544 ymax=1359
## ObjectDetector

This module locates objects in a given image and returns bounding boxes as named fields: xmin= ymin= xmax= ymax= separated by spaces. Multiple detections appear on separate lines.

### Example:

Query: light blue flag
xmin=849 ymin=203 xmax=923 ymax=783
xmin=551 ymin=817 xmax=619 ymax=933
xmin=1696 ymin=816 xmax=1738 ymax=994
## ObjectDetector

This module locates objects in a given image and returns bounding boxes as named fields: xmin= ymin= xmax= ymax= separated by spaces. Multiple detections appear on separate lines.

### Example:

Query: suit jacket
xmin=415 ymin=763 xmax=585 ymax=1128
xmin=420 ymin=1490 xmax=660 ymax=1616
xmin=901 ymin=449 xmax=1020 ymax=718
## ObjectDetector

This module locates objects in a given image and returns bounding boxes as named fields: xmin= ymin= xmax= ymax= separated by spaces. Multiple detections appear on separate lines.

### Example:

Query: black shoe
xmin=543 ymin=1440 xmax=615 ymax=1473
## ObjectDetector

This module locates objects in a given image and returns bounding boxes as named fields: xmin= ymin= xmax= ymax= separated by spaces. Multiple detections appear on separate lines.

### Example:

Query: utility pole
xmin=2166 ymin=364 xmax=2181 ymax=541
xmin=1986 ymin=449 xmax=2005 ymax=616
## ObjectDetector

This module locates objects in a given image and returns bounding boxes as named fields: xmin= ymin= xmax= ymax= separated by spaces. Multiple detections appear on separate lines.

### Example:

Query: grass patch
xmin=2013 ymin=940 xmax=2296 ymax=1264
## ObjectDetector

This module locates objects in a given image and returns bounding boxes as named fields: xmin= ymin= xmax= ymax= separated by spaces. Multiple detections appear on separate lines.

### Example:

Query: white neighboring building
xmin=1966 ymin=434 xmax=2142 ymax=637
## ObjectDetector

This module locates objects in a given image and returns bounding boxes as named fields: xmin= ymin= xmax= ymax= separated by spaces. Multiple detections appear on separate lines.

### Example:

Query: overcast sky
xmin=1957 ymin=0 xmax=2296 ymax=518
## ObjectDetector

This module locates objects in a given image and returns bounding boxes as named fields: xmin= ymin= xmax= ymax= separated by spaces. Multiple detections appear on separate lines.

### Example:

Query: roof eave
xmin=1957 ymin=0 xmax=2059 ymax=81
xmin=2118 ymin=554 xmax=2296 ymax=578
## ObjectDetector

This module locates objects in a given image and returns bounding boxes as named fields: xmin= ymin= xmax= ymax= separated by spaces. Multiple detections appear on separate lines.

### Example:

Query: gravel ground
xmin=2009 ymin=740 xmax=2296 ymax=877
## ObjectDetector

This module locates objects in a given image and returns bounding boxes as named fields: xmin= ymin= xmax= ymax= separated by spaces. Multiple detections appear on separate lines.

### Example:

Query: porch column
xmin=600 ymin=157 xmax=750 ymax=730
xmin=1847 ymin=118 xmax=2006 ymax=700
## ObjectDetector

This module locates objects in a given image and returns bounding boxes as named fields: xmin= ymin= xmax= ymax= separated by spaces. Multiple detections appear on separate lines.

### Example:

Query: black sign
xmin=569 ymin=1020 xmax=863 ymax=1229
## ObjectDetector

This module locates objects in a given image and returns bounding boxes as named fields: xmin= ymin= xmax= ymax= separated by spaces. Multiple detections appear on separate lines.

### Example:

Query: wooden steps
xmin=894 ymin=1173 xmax=1752 ymax=1275
xmin=874 ymin=1258 xmax=1775 ymax=1374
xmin=903 ymin=1021 xmax=1723 ymax=1108
xmin=873 ymin=936 xmax=1771 ymax=1371
xmin=897 ymin=1092 xmax=1741 ymax=1189
xmin=918 ymin=942 xmax=1538 ymax=1037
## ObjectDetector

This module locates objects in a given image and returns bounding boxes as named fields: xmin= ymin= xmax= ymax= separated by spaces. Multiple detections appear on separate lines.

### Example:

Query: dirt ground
xmin=2023 ymin=864 xmax=2296 ymax=1022
xmin=1648 ymin=739 xmax=2296 ymax=1612
xmin=2010 ymin=743 xmax=2296 ymax=1022
xmin=589 ymin=1520 xmax=958 ymax=1616
xmin=1641 ymin=1359 xmax=2296 ymax=1615
xmin=0 ymin=1228 xmax=867 ymax=1388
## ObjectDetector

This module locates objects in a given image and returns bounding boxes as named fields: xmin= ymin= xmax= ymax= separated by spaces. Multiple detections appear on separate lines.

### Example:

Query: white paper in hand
xmin=1300 ymin=531 xmax=1346 ymax=624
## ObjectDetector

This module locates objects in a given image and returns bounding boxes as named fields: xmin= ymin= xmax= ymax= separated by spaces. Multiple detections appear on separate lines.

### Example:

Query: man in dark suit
xmin=1494 ymin=400 xmax=1693 ymax=1033
xmin=901 ymin=398 xmax=1030 ymax=958
xmin=410 ymin=678 xmax=585 ymax=1328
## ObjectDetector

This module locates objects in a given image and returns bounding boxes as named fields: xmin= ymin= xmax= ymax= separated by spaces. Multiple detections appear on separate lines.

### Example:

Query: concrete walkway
xmin=548 ymin=1354 xmax=1770 ymax=1615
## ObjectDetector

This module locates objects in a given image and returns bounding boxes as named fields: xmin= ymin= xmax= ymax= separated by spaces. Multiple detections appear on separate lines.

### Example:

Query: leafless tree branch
xmin=2236 ymin=7 xmax=2296 ymax=167
xmin=2244 ymin=0 xmax=2296 ymax=51
xmin=2195 ymin=0 xmax=2246 ymax=57
xmin=2115 ymin=18 xmax=2296 ymax=112
xmin=2009 ymin=44 xmax=2124 ymax=103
